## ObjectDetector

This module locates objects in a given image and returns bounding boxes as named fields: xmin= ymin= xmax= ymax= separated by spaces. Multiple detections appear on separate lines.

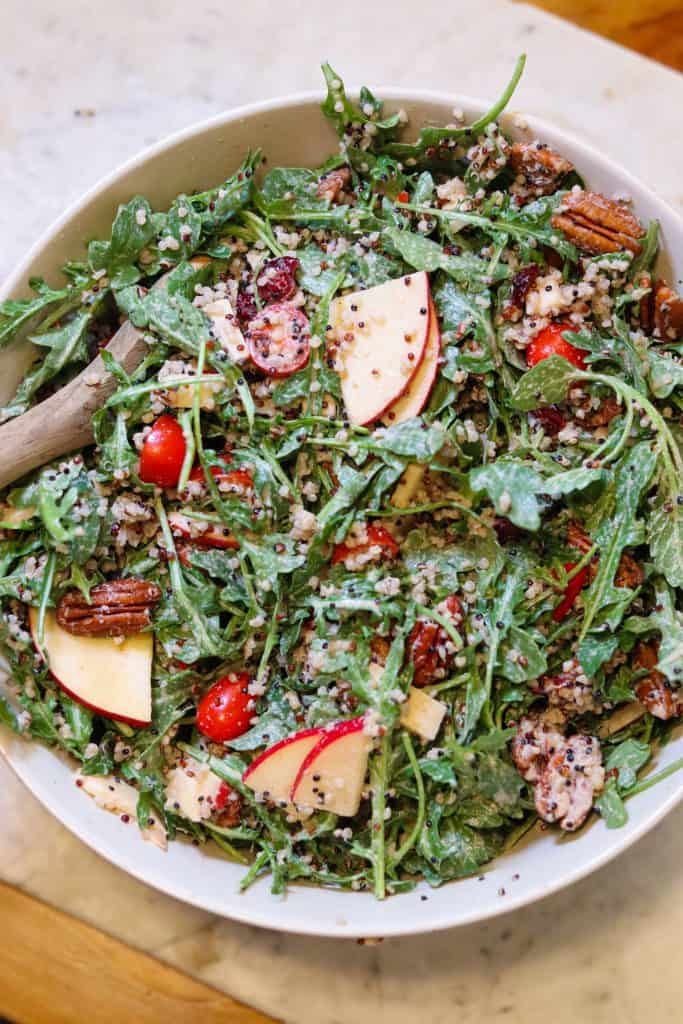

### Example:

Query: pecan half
xmin=637 ymin=273 xmax=683 ymax=339
xmin=510 ymin=141 xmax=574 ymax=199
xmin=634 ymin=641 xmax=682 ymax=721
xmin=551 ymin=191 xmax=644 ymax=255
xmin=316 ymin=166 xmax=351 ymax=203
xmin=57 ymin=578 xmax=162 ymax=637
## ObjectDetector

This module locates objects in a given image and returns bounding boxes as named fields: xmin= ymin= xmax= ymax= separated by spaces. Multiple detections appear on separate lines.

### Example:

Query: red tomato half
xmin=189 ymin=463 xmax=253 ymax=492
xmin=169 ymin=512 xmax=239 ymax=552
xmin=331 ymin=524 xmax=400 ymax=566
xmin=196 ymin=672 xmax=253 ymax=742
xmin=246 ymin=302 xmax=311 ymax=377
xmin=526 ymin=322 xmax=588 ymax=370
xmin=552 ymin=562 xmax=591 ymax=623
xmin=139 ymin=415 xmax=186 ymax=488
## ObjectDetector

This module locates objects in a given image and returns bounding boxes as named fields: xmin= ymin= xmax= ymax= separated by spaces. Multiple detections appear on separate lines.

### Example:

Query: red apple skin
xmin=29 ymin=614 xmax=152 ymax=729
xmin=241 ymin=726 xmax=324 ymax=785
xmin=289 ymin=716 xmax=366 ymax=803
xmin=357 ymin=274 xmax=433 ymax=427
xmin=382 ymin=297 xmax=441 ymax=424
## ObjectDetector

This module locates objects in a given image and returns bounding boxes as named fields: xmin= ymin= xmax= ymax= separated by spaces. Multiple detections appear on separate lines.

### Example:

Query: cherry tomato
xmin=196 ymin=672 xmax=253 ymax=742
xmin=526 ymin=322 xmax=588 ymax=370
xmin=407 ymin=594 xmax=463 ymax=686
xmin=169 ymin=512 xmax=239 ymax=552
xmin=139 ymin=415 xmax=186 ymax=488
xmin=331 ymin=524 xmax=400 ymax=566
xmin=246 ymin=302 xmax=311 ymax=377
xmin=397 ymin=190 xmax=410 ymax=204
xmin=188 ymin=463 xmax=253 ymax=493
xmin=552 ymin=562 xmax=591 ymax=622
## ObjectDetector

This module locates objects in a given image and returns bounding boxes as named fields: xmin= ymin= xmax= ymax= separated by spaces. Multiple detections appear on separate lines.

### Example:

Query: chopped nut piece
xmin=551 ymin=190 xmax=644 ymax=255
xmin=317 ymin=166 xmax=351 ymax=203
xmin=56 ymin=578 xmax=162 ymax=637
xmin=634 ymin=641 xmax=683 ymax=721
xmin=510 ymin=141 xmax=573 ymax=199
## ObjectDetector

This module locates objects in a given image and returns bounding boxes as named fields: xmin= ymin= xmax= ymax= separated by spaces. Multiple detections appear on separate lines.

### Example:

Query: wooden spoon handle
xmin=0 ymin=321 xmax=147 ymax=491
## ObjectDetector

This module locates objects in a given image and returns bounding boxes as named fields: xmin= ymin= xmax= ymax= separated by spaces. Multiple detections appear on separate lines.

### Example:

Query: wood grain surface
xmin=1 ymin=4 xmax=679 ymax=1024
xmin=0 ymin=883 xmax=278 ymax=1024
xmin=525 ymin=0 xmax=683 ymax=70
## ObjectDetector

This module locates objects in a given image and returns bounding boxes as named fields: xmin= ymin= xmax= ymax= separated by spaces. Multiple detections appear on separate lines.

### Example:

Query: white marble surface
xmin=1 ymin=1 xmax=683 ymax=1021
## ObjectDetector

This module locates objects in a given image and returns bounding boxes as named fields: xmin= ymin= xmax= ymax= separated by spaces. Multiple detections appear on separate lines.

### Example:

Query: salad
xmin=0 ymin=57 xmax=682 ymax=900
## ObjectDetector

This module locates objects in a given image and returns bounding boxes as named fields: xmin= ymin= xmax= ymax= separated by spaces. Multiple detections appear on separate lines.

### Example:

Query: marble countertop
xmin=1 ymin=1 xmax=682 ymax=1020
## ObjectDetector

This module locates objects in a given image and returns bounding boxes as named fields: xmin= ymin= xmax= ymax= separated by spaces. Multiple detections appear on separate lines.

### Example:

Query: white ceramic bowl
xmin=1 ymin=90 xmax=681 ymax=938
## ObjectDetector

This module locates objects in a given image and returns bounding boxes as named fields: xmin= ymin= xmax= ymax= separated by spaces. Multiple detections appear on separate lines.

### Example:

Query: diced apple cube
xmin=400 ymin=687 xmax=447 ymax=741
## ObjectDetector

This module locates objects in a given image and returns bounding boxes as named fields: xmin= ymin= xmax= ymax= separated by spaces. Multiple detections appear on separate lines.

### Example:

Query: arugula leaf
xmin=510 ymin=355 xmax=577 ymax=410
xmin=470 ymin=460 xmax=543 ymax=530
xmin=580 ymin=443 xmax=657 ymax=638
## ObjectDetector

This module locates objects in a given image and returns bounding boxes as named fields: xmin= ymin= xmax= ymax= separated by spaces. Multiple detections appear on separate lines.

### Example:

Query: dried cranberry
xmin=510 ymin=264 xmax=540 ymax=310
xmin=256 ymin=256 xmax=300 ymax=304
xmin=493 ymin=517 xmax=525 ymax=544
xmin=532 ymin=404 xmax=566 ymax=435
xmin=236 ymin=287 xmax=257 ymax=323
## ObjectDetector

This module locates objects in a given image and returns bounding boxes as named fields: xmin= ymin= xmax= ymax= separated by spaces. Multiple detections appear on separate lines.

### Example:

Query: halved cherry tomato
xmin=188 ymin=463 xmax=253 ymax=492
xmin=246 ymin=302 xmax=311 ymax=377
xmin=407 ymin=594 xmax=463 ymax=686
xmin=169 ymin=512 xmax=239 ymax=552
xmin=331 ymin=524 xmax=400 ymax=566
xmin=552 ymin=561 xmax=591 ymax=622
xmin=196 ymin=672 xmax=253 ymax=742
xmin=526 ymin=322 xmax=588 ymax=370
xmin=139 ymin=415 xmax=186 ymax=488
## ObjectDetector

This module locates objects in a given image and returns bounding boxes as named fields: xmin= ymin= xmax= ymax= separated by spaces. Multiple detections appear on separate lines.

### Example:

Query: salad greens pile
xmin=0 ymin=56 xmax=681 ymax=899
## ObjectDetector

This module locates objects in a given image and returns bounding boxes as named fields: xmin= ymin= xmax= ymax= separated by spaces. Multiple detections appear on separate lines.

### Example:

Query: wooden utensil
xmin=0 ymin=318 xmax=147 ymax=491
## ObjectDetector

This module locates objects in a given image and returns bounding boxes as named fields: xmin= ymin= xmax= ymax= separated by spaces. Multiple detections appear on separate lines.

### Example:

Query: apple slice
xmin=400 ymin=687 xmax=447 ymax=741
xmin=381 ymin=298 xmax=441 ymax=425
xmin=77 ymin=772 xmax=167 ymax=850
xmin=203 ymin=298 xmax=249 ymax=365
xmin=331 ymin=272 xmax=432 ymax=426
xmin=164 ymin=375 xmax=224 ymax=410
xmin=29 ymin=609 xmax=152 ymax=727
xmin=242 ymin=727 xmax=323 ymax=805
xmin=391 ymin=464 xmax=426 ymax=509
xmin=291 ymin=717 xmax=371 ymax=817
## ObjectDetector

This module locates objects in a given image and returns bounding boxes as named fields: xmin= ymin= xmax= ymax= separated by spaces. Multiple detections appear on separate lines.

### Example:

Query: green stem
xmin=370 ymin=734 xmax=390 ymax=900
xmin=389 ymin=733 xmax=425 ymax=870
xmin=176 ymin=410 xmax=195 ymax=492
xmin=36 ymin=551 xmax=56 ymax=651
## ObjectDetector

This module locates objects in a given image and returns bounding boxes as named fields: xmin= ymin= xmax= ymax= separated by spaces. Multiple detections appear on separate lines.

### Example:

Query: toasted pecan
xmin=57 ymin=578 xmax=162 ymax=637
xmin=316 ymin=166 xmax=351 ymax=203
xmin=638 ymin=274 xmax=683 ymax=339
xmin=510 ymin=142 xmax=573 ymax=199
xmin=551 ymin=190 xmax=644 ymax=255
xmin=634 ymin=641 xmax=682 ymax=721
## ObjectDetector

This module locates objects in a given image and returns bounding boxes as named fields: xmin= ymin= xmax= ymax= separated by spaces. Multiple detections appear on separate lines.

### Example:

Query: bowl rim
xmin=1 ymin=86 xmax=682 ymax=938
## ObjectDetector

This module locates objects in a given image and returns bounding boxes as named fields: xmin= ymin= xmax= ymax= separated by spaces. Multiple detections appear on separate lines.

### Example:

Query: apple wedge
xmin=204 ymin=298 xmax=249 ymax=365
xmin=242 ymin=727 xmax=323 ymax=805
xmin=400 ymin=687 xmax=447 ymax=741
xmin=29 ymin=608 xmax=152 ymax=727
xmin=391 ymin=464 xmax=426 ymax=509
xmin=77 ymin=773 xmax=167 ymax=850
xmin=291 ymin=717 xmax=371 ymax=817
xmin=381 ymin=297 xmax=441 ymax=425
xmin=164 ymin=375 xmax=224 ymax=411
xmin=331 ymin=272 xmax=432 ymax=426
